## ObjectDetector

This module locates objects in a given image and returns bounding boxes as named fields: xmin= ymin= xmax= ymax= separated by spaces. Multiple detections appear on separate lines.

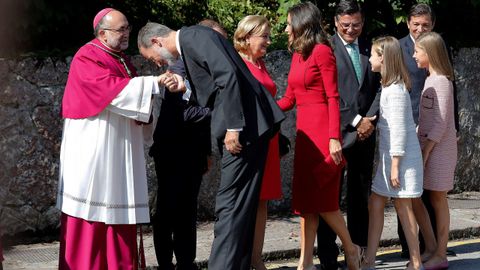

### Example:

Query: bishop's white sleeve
xmin=107 ymin=76 xmax=159 ymax=123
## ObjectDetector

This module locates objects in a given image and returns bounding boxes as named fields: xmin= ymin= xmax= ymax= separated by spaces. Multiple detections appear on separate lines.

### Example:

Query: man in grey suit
xmin=316 ymin=1 xmax=380 ymax=269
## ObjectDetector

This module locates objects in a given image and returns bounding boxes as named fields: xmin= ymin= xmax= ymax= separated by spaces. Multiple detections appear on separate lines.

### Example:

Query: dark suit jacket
xmin=399 ymin=35 xmax=428 ymax=125
xmin=332 ymin=33 xmax=381 ymax=149
xmin=178 ymin=25 xmax=285 ymax=145
xmin=400 ymin=34 xmax=459 ymax=131
xmin=149 ymin=60 xmax=211 ymax=173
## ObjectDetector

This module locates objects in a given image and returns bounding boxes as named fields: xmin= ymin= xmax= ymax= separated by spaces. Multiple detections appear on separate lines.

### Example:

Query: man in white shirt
xmin=316 ymin=1 xmax=381 ymax=269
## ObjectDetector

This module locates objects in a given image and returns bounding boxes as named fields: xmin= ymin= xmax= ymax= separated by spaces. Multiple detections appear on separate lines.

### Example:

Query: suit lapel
xmin=333 ymin=34 xmax=359 ymax=88
xmin=178 ymin=28 xmax=200 ymax=105
xmin=404 ymin=37 xmax=414 ymax=62
xmin=358 ymin=42 xmax=369 ymax=88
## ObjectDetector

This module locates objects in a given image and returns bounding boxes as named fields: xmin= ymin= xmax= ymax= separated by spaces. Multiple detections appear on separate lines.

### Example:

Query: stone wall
xmin=0 ymin=48 xmax=478 ymax=238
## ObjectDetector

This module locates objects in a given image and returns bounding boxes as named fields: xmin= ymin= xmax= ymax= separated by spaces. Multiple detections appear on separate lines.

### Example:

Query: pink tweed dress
xmin=417 ymin=74 xmax=457 ymax=191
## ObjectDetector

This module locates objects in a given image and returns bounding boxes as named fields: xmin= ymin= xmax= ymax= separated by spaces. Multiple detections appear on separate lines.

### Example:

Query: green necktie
xmin=347 ymin=43 xmax=362 ymax=82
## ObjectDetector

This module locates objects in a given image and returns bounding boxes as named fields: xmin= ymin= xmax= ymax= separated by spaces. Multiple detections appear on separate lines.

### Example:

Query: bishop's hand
xmin=158 ymin=72 xmax=185 ymax=93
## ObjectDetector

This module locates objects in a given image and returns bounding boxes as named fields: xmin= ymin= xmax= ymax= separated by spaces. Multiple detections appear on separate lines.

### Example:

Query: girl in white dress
xmin=362 ymin=36 xmax=424 ymax=270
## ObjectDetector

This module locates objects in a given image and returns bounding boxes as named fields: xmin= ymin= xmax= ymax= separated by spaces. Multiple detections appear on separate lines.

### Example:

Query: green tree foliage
xmin=205 ymin=0 xmax=300 ymax=50
xmin=1 ymin=0 xmax=479 ymax=57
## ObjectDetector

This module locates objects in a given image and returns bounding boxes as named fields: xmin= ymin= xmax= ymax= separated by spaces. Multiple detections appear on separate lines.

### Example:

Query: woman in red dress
xmin=234 ymin=15 xmax=282 ymax=270
xmin=277 ymin=2 xmax=361 ymax=270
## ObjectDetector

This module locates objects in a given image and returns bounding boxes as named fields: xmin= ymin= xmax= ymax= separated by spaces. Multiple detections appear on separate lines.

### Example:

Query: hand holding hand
xmin=357 ymin=115 xmax=377 ymax=141
xmin=329 ymin=138 xmax=343 ymax=165
xmin=224 ymin=130 xmax=242 ymax=154
xmin=158 ymin=72 xmax=185 ymax=93
xmin=158 ymin=73 xmax=169 ymax=85
xmin=171 ymin=73 xmax=186 ymax=92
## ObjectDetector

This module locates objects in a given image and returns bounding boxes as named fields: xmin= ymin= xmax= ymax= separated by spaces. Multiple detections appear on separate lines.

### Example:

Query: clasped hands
xmin=158 ymin=71 xmax=186 ymax=93
xmin=357 ymin=115 xmax=377 ymax=141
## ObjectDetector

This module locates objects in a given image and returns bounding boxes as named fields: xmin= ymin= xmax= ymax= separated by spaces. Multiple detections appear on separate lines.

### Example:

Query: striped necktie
xmin=347 ymin=43 xmax=362 ymax=82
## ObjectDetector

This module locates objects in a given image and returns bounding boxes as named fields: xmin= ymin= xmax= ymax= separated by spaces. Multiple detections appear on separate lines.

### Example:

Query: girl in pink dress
xmin=412 ymin=31 xmax=457 ymax=270
xmin=234 ymin=15 xmax=282 ymax=270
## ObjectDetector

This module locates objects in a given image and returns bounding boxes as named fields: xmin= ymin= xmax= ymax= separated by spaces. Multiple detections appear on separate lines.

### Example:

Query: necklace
xmin=239 ymin=52 xmax=261 ymax=69
xmin=250 ymin=60 xmax=262 ymax=69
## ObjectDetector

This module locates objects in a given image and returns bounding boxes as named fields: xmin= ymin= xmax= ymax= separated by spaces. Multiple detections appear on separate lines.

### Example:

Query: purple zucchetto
xmin=93 ymin=8 xmax=115 ymax=30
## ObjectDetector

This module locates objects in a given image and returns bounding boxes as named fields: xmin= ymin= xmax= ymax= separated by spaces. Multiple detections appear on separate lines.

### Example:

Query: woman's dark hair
xmin=288 ymin=1 xmax=330 ymax=59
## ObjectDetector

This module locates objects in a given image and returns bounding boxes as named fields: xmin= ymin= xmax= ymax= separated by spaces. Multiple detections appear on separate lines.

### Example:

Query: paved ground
xmin=265 ymin=238 xmax=480 ymax=270
xmin=3 ymin=192 xmax=480 ymax=269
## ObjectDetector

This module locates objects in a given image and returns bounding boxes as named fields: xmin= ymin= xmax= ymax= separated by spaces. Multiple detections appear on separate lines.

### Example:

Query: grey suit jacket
xmin=332 ymin=33 xmax=381 ymax=149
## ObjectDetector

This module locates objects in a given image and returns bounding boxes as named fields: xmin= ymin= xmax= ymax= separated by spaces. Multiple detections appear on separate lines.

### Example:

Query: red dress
xmin=277 ymin=44 xmax=342 ymax=213
xmin=244 ymin=59 xmax=282 ymax=200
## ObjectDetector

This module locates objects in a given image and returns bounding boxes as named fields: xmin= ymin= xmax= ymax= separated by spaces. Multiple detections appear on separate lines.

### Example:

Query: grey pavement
xmin=263 ymin=238 xmax=480 ymax=270
xmin=3 ymin=192 xmax=480 ymax=269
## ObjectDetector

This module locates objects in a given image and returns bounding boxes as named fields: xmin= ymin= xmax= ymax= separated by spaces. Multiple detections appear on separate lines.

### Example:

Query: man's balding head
xmin=95 ymin=10 xmax=131 ymax=51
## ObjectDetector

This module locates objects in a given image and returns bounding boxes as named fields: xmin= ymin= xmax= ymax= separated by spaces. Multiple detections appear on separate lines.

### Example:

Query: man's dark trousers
xmin=150 ymin=87 xmax=210 ymax=270
xmin=152 ymin=150 xmax=203 ymax=270
xmin=208 ymin=137 xmax=269 ymax=270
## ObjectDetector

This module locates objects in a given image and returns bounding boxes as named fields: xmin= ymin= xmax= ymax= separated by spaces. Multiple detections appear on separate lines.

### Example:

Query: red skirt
xmin=259 ymin=133 xmax=282 ymax=200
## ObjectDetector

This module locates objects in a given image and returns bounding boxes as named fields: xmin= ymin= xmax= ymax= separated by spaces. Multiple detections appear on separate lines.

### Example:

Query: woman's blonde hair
xmin=233 ymin=15 xmax=270 ymax=54
xmin=372 ymin=36 xmax=411 ymax=90
xmin=416 ymin=32 xmax=454 ymax=81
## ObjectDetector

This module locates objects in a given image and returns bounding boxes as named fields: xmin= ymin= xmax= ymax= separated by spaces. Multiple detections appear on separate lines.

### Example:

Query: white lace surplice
xmin=57 ymin=76 xmax=158 ymax=224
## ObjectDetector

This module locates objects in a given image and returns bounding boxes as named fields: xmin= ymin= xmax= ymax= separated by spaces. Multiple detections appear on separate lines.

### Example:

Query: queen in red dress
xmin=277 ymin=3 xmax=361 ymax=270
xmin=234 ymin=15 xmax=282 ymax=270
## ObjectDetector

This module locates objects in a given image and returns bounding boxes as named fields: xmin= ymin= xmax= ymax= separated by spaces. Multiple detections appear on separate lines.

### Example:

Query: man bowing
xmin=137 ymin=22 xmax=285 ymax=270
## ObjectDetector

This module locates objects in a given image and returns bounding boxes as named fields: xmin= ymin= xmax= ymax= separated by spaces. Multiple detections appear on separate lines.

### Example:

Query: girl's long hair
xmin=416 ymin=32 xmax=455 ymax=81
xmin=372 ymin=36 xmax=411 ymax=90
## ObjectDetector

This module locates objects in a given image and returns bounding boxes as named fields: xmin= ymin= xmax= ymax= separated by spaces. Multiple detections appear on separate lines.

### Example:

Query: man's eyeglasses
xmin=103 ymin=25 xmax=132 ymax=34
xmin=338 ymin=21 xmax=363 ymax=30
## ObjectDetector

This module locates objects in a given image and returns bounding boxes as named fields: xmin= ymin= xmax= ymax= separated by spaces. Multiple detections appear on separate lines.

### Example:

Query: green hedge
xmin=1 ymin=0 xmax=479 ymax=57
